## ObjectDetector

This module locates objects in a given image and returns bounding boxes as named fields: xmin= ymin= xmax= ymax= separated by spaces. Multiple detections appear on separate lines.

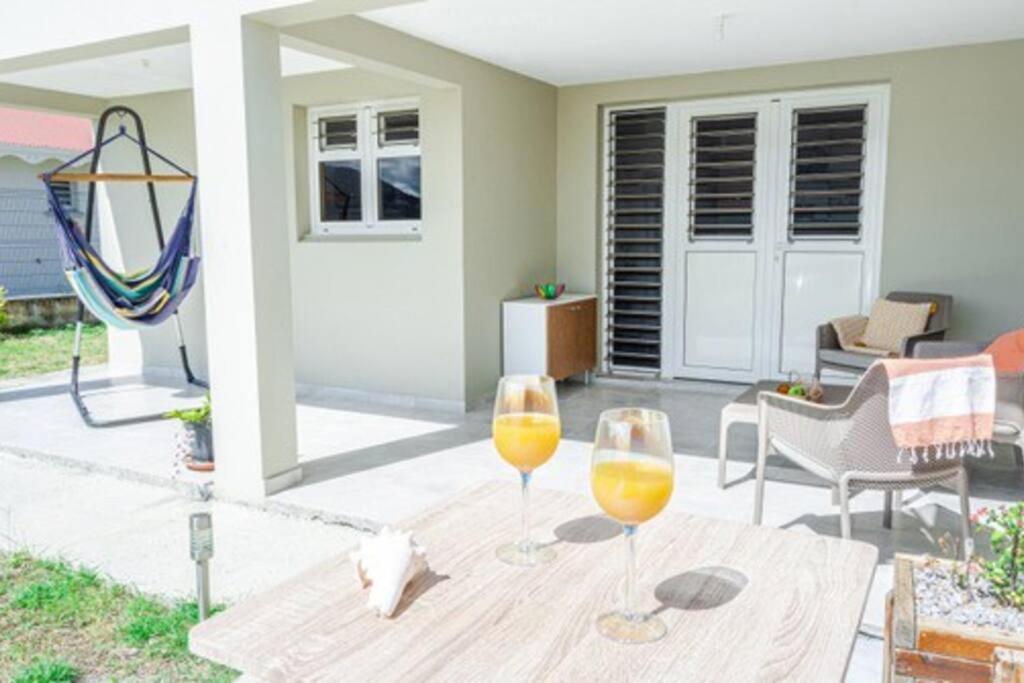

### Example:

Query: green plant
xmin=973 ymin=503 xmax=1024 ymax=608
xmin=11 ymin=658 xmax=77 ymax=683
xmin=0 ymin=285 xmax=8 ymax=328
xmin=164 ymin=393 xmax=211 ymax=426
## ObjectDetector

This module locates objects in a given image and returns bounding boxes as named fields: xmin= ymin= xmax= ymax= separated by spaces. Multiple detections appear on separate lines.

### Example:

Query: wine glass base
xmin=596 ymin=611 xmax=667 ymax=644
xmin=495 ymin=542 xmax=556 ymax=566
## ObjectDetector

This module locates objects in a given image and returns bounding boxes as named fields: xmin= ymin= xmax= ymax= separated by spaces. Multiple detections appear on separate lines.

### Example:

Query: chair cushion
xmin=985 ymin=329 xmax=1024 ymax=373
xmin=819 ymin=349 xmax=877 ymax=370
xmin=862 ymin=299 xmax=932 ymax=353
xmin=830 ymin=315 xmax=869 ymax=351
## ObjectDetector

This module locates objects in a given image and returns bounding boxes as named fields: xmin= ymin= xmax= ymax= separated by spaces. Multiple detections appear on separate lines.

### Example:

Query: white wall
xmin=285 ymin=69 xmax=465 ymax=404
xmin=96 ymin=17 xmax=556 ymax=410
xmin=285 ymin=17 xmax=557 ymax=407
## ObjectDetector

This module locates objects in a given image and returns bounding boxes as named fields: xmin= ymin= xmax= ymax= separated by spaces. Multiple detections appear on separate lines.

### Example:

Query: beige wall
xmin=286 ymin=16 xmax=557 ymax=406
xmin=95 ymin=90 xmax=208 ymax=377
xmin=97 ymin=16 xmax=556 ymax=409
xmin=557 ymin=39 xmax=1024 ymax=340
xmin=285 ymin=69 xmax=466 ymax=404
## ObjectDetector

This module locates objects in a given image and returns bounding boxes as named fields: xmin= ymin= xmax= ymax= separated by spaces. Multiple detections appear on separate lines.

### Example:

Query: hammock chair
xmin=40 ymin=105 xmax=207 ymax=427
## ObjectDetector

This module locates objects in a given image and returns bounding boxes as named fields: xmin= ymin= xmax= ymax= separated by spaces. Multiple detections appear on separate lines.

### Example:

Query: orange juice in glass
xmin=591 ymin=408 xmax=674 ymax=643
xmin=493 ymin=375 xmax=560 ymax=566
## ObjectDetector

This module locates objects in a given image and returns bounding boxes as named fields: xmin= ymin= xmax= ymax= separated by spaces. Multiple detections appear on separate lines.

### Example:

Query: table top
xmin=190 ymin=481 xmax=877 ymax=682
xmin=732 ymin=379 xmax=853 ymax=406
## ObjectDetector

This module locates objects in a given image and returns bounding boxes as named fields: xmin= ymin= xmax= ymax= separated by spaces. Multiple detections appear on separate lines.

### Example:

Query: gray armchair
xmin=915 ymin=339 xmax=1024 ymax=465
xmin=815 ymin=291 xmax=952 ymax=378
xmin=754 ymin=363 xmax=971 ymax=551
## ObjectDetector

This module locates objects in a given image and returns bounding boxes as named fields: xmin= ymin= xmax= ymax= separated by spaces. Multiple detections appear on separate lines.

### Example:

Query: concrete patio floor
xmin=3 ymin=365 xmax=1022 ymax=680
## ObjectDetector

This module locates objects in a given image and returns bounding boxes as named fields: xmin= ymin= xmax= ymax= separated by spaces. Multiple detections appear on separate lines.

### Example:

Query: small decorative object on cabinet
xmin=533 ymin=282 xmax=566 ymax=300
xmin=502 ymin=294 xmax=597 ymax=382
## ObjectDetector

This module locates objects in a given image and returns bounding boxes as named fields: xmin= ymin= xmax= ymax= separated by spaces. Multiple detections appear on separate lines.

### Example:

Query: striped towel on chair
xmin=880 ymin=355 xmax=996 ymax=463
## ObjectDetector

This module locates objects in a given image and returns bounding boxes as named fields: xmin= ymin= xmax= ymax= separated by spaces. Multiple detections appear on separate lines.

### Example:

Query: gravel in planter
xmin=915 ymin=564 xmax=1024 ymax=632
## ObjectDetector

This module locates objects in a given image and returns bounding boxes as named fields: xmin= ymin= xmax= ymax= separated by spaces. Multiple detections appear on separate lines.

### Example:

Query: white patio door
xmin=765 ymin=90 xmax=888 ymax=379
xmin=669 ymin=99 xmax=774 ymax=383
xmin=669 ymin=87 xmax=888 ymax=382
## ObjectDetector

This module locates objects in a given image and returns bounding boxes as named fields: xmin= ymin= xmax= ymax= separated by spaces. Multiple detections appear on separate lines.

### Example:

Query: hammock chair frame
xmin=64 ymin=105 xmax=207 ymax=427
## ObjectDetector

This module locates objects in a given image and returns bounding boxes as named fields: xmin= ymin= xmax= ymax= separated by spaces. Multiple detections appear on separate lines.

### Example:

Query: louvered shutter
xmin=789 ymin=105 xmax=866 ymax=239
xmin=605 ymin=108 xmax=665 ymax=373
xmin=689 ymin=114 xmax=756 ymax=240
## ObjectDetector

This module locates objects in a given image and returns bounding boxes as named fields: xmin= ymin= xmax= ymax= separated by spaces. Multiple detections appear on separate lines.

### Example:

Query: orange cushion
xmin=985 ymin=329 xmax=1024 ymax=374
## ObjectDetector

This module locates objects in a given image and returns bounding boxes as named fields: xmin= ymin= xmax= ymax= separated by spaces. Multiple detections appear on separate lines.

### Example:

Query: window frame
xmin=308 ymin=98 xmax=422 ymax=237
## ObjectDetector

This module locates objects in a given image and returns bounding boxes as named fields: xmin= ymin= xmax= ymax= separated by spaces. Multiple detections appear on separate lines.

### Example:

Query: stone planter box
xmin=885 ymin=553 xmax=1024 ymax=682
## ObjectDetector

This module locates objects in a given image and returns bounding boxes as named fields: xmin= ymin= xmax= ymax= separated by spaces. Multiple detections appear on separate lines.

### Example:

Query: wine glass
xmin=591 ymin=408 xmax=675 ymax=643
xmin=493 ymin=375 xmax=561 ymax=566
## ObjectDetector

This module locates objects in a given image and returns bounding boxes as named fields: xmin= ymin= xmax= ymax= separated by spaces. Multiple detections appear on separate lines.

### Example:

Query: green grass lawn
xmin=0 ymin=552 xmax=236 ymax=682
xmin=0 ymin=324 xmax=107 ymax=381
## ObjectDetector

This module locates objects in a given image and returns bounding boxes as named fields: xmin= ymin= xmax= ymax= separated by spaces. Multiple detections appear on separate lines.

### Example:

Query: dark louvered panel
xmin=606 ymin=108 xmax=665 ymax=374
xmin=789 ymin=105 xmax=866 ymax=239
xmin=689 ymin=114 xmax=757 ymax=240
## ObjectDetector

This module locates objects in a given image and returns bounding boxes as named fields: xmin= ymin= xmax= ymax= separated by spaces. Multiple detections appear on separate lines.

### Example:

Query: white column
xmin=189 ymin=11 xmax=300 ymax=498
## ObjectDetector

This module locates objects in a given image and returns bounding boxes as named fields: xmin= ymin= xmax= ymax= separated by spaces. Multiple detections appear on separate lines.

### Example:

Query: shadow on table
xmin=552 ymin=515 xmax=622 ymax=544
xmin=393 ymin=569 xmax=451 ymax=619
xmin=653 ymin=566 xmax=748 ymax=613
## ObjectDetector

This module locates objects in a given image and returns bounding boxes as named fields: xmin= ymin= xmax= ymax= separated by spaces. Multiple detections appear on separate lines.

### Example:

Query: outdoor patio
xmin=3 ymin=364 xmax=1020 ymax=644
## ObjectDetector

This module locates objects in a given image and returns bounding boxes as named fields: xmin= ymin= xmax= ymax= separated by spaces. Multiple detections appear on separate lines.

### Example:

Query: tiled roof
xmin=0 ymin=106 xmax=92 ymax=152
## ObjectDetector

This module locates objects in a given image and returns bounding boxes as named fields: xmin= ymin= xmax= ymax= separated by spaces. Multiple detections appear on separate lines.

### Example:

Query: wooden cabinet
xmin=502 ymin=295 xmax=597 ymax=381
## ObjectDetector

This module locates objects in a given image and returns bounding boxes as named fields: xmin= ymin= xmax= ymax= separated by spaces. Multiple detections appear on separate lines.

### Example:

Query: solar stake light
xmin=189 ymin=512 xmax=213 ymax=621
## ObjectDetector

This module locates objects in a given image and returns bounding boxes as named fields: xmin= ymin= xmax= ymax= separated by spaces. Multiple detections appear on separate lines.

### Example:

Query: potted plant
xmin=165 ymin=393 xmax=213 ymax=472
xmin=885 ymin=503 xmax=1024 ymax=682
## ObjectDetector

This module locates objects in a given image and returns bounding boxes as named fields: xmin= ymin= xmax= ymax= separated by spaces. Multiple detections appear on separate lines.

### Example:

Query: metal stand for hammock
xmin=66 ymin=105 xmax=207 ymax=428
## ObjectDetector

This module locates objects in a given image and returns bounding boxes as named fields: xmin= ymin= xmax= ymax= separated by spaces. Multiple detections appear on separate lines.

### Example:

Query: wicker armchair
xmin=915 ymin=339 xmax=1024 ymax=465
xmin=753 ymin=363 xmax=970 ymax=551
xmin=815 ymin=291 xmax=953 ymax=378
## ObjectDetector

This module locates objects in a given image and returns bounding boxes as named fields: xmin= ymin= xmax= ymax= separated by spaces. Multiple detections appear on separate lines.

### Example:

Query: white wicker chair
xmin=752 ymin=363 xmax=971 ymax=552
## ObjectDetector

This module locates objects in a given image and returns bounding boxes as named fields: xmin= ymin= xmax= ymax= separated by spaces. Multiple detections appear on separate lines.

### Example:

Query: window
xmin=788 ymin=105 xmax=866 ymax=240
xmin=604 ymin=107 xmax=666 ymax=373
xmin=49 ymin=180 xmax=77 ymax=214
xmin=309 ymin=100 xmax=421 ymax=235
xmin=689 ymin=114 xmax=756 ymax=240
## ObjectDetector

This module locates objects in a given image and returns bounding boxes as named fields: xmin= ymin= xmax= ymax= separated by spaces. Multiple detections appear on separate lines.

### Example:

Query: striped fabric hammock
xmin=41 ymin=133 xmax=200 ymax=330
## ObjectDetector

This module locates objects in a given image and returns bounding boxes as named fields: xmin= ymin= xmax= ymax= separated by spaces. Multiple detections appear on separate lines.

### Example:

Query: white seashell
xmin=350 ymin=527 xmax=428 ymax=618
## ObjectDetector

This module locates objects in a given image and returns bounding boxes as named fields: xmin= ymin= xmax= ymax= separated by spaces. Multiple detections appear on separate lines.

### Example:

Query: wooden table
xmin=718 ymin=380 xmax=852 ymax=488
xmin=190 ymin=482 xmax=877 ymax=682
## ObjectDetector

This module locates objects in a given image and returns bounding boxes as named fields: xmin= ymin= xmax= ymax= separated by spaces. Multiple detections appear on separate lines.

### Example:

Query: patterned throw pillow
xmin=861 ymin=299 xmax=932 ymax=354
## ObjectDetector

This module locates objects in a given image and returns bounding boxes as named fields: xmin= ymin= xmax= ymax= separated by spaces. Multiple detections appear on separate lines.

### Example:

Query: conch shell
xmin=350 ymin=527 xmax=428 ymax=618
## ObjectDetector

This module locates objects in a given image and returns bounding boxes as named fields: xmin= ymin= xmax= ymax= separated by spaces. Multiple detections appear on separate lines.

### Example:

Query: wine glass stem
xmin=520 ymin=470 xmax=532 ymax=554
xmin=623 ymin=524 xmax=637 ymax=619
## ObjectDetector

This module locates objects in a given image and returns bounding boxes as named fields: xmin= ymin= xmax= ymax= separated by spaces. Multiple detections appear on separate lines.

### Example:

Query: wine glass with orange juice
xmin=493 ymin=375 xmax=560 ymax=566
xmin=591 ymin=408 xmax=674 ymax=643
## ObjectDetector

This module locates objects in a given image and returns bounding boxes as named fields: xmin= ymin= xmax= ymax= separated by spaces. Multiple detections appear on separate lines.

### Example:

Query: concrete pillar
xmin=189 ymin=11 xmax=301 ymax=498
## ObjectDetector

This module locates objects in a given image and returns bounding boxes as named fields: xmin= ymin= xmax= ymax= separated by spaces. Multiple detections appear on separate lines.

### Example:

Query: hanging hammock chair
xmin=45 ymin=177 xmax=200 ymax=330
xmin=39 ymin=105 xmax=206 ymax=427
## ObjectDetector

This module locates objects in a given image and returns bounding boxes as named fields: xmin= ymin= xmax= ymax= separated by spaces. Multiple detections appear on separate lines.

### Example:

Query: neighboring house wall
xmin=0 ymin=155 xmax=82 ymax=298
xmin=556 ymin=39 xmax=1024 ymax=341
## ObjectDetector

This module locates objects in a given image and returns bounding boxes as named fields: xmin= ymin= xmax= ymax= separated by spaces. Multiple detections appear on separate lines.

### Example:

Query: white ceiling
xmin=0 ymin=43 xmax=350 ymax=98
xmin=362 ymin=0 xmax=1024 ymax=85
